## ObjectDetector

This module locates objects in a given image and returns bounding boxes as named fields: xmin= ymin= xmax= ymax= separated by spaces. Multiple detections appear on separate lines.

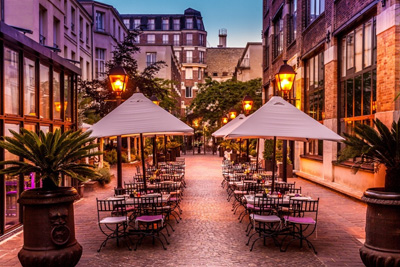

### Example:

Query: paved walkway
xmin=0 ymin=154 xmax=366 ymax=266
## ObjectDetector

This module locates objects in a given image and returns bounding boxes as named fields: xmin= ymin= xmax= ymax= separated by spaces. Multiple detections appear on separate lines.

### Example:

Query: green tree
xmin=189 ymin=78 xmax=262 ymax=126
xmin=79 ymin=30 xmax=179 ymax=123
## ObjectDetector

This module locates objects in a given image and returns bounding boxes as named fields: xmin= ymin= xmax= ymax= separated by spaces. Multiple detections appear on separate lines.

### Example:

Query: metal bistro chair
xmin=96 ymin=198 xmax=132 ymax=252
xmin=281 ymin=198 xmax=319 ymax=254
xmin=132 ymin=195 xmax=169 ymax=251
xmin=247 ymin=196 xmax=283 ymax=251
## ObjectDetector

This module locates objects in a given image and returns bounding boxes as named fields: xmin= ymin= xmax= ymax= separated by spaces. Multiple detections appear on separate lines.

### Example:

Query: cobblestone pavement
xmin=0 ymin=154 xmax=366 ymax=266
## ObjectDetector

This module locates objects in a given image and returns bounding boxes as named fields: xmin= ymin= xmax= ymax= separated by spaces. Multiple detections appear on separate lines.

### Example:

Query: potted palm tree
xmin=0 ymin=129 xmax=100 ymax=267
xmin=339 ymin=118 xmax=400 ymax=266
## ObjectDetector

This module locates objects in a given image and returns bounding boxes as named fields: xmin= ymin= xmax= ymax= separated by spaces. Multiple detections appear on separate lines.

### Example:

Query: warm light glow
xmin=54 ymin=101 xmax=68 ymax=112
xmin=222 ymin=116 xmax=228 ymax=124
xmin=109 ymin=66 xmax=128 ymax=97
xmin=228 ymin=108 xmax=237 ymax=120
xmin=275 ymin=60 xmax=296 ymax=99
xmin=242 ymin=95 xmax=254 ymax=115
xmin=193 ymin=119 xmax=199 ymax=128
xmin=372 ymin=101 xmax=377 ymax=112
xmin=150 ymin=95 xmax=160 ymax=106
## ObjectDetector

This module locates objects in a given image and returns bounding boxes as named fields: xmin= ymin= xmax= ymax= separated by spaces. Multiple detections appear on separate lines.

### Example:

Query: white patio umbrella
xmin=225 ymin=96 xmax=344 ymax=191
xmin=212 ymin=114 xmax=248 ymax=138
xmin=89 ymin=93 xmax=193 ymax=191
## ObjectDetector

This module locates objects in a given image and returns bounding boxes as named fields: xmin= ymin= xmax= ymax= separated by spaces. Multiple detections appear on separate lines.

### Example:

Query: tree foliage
xmin=79 ymin=30 xmax=179 ymax=125
xmin=188 ymin=78 xmax=262 ymax=127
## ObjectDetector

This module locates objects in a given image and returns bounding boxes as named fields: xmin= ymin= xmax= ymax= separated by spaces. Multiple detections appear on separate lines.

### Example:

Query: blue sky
xmin=101 ymin=0 xmax=262 ymax=47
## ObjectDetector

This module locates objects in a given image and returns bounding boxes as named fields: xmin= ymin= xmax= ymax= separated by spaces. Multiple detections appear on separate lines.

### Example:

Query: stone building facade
xmin=262 ymin=0 xmax=397 ymax=198
xmin=234 ymin=42 xmax=263 ymax=82
xmin=206 ymin=47 xmax=244 ymax=82
xmin=121 ymin=8 xmax=207 ymax=116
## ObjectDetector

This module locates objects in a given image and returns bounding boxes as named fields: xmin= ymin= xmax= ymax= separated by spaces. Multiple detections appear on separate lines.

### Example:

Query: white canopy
xmin=212 ymin=114 xmax=248 ymax=138
xmin=89 ymin=93 xmax=193 ymax=138
xmin=226 ymin=96 xmax=344 ymax=142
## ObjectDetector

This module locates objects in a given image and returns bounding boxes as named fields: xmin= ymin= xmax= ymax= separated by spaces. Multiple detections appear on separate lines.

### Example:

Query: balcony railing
xmin=173 ymin=41 xmax=180 ymax=46
xmin=186 ymin=57 xmax=193 ymax=63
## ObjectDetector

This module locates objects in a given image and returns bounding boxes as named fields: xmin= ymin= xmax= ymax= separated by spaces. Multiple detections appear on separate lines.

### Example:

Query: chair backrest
xmin=290 ymin=198 xmax=319 ymax=220
xmin=136 ymin=165 xmax=141 ymax=174
xmin=154 ymin=183 xmax=171 ymax=194
xmin=96 ymin=198 xmax=127 ymax=220
xmin=244 ymin=182 xmax=263 ymax=194
xmin=253 ymin=196 xmax=282 ymax=215
xmin=132 ymin=195 xmax=162 ymax=215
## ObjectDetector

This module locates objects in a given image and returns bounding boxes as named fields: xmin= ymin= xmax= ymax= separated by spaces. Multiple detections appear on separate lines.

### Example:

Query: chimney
xmin=218 ymin=28 xmax=227 ymax=48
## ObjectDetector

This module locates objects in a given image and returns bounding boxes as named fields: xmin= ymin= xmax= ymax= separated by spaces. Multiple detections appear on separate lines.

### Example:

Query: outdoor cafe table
xmin=146 ymin=181 xmax=182 ymax=190
xmin=244 ymin=194 xmax=313 ymax=206
xmin=108 ymin=193 xmax=171 ymax=204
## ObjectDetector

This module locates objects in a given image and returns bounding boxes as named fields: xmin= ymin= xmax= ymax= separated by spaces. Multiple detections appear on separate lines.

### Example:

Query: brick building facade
xmin=263 ymin=0 xmax=397 ymax=197
xmin=121 ymin=8 xmax=207 ymax=116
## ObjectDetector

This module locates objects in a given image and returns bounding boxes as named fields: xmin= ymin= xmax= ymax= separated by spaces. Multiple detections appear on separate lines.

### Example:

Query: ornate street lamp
xmin=222 ymin=115 xmax=229 ymax=125
xmin=108 ymin=65 xmax=128 ymax=190
xmin=228 ymin=108 xmax=237 ymax=120
xmin=109 ymin=65 xmax=129 ymax=101
xmin=275 ymin=60 xmax=296 ymax=100
xmin=275 ymin=60 xmax=296 ymax=183
xmin=150 ymin=94 xmax=160 ymax=106
xmin=242 ymin=95 xmax=254 ymax=115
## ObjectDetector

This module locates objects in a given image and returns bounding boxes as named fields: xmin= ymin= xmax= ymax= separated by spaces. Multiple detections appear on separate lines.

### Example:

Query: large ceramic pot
xmin=360 ymin=188 xmax=400 ymax=267
xmin=18 ymin=187 xmax=82 ymax=267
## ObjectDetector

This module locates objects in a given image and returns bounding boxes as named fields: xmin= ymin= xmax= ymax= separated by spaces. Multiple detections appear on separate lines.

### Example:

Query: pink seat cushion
xmin=136 ymin=215 xmax=164 ymax=223
xmin=285 ymin=216 xmax=316 ymax=225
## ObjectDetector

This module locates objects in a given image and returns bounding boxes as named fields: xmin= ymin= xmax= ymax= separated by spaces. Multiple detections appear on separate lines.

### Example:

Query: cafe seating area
xmin=221 ymin=159 xmax=319 ymax=253
xmin=96 ymin=158 xmax=186 ymax=252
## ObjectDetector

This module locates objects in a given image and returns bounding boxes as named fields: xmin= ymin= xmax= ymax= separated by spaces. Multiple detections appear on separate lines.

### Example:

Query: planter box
xmin=277 ymin=163 xmax=293 ymax=178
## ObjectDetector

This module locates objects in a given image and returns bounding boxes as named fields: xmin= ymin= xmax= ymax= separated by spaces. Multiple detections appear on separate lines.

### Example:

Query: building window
xmin=4 ymin=47 xmax=19 ymax=115
xmin=53 ymin=71 xmax=61 ymax=120
xmin=162 ymin=34 xmax=169 ymax=44
xmin=264 ymin=29 xmax=270 ymax=68
xmin=95 ymin=48 xmax=106 ymax=79
xmin=96 ymin=11 xmax=105 ymax=32
xmin=148 ymin=18 xmax=155 ymax=30
xmin=162 ymin=18 xmax=169 ymax=30
xmin=273 ymin=13 xmax=283 ymax=58
xmin=306 ymin=51 xmax=324 ymax=121
xmin=185 ymin=86 xmax=193 ymax=98
xmin=186 ymin=51 xmax=193 ymax=63
xmin=64 ymin=75 xmax=72 ymax=121
xmin=134 ymin=35 xmax=140 ymax=44
xmin=198 ymin=68 xmax=202 ymax=80
xmin=123 ymin=19 xmax=130 ymax=29
xmin=71 ymin=7 xmax=75 ymax=33
xmin=53 ymin=17 xmax=60 ymax=48
xmin=197 ymin=18 xmax=202 ymax=30
xmin=86 ymin=23 xmax=90 ymax=44
xmin=175 ymin=51 xmax=180 ymax=62
xmin=199 ymin=51 xmax=204 ymax=63
xmin=40 ymin=64 xmax=50 ymax=119
xmin=185 ymin=68 xmax=193 ymax=79
xmin=186 ymin=33 xmax=193 ymax=45
xmin=288 ymin=0 xmax=297 ymax=44
xmin=308 ymin=0 xmax=325 ymax=25
xmin=146 ymin=52 xmax=156 ymax=66
xmin=173 ymin=34 xmax=180 ymax=46
xmin=24 ymin=57 xmax=36 ymax=116
xmin=186 ymin=18 xmax=193 ymax=29
xmin=39 ymin=6 xmax=47 ymax=45
xmin=173 ymin=19 xmax=180 ymax=30
xmin=147 ymin=34 xmax=155 ymax=44
xmin=340 ymin=18 xmax=377 ymax=135
xmin=199 ymin=34 xmax=205 ymax=46
xmin=133 ymin=19 xmax=141 ymax=29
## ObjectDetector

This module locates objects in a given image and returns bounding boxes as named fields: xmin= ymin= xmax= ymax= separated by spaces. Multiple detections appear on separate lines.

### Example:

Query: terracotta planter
xmin=360 ymin=188 xmax=400 ymax=266
xmin=18 ymin=187 xmax=82 ymax=267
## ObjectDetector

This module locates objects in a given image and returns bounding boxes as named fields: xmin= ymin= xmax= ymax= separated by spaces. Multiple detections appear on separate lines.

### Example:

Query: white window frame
xmin=147 ymin=34 xmax=155 ymax=44
xmin=96 ymin=11 xmax=105 ymax=32
xmin=185 ymin=68 xmax=193 ymax=79
xmin=148 ymin=18 xmax=155 ymax=30
xmin=162 ymin=34 xmax=169 ymax=44
xmin=186 ymin=51 xmax=193 ymax=63
xmin=146 ymin=52 xmax=156 ymax=66
xmin=185 ymin=86 xmax=193 ymax=98
xmin=95 ymin=48 xmax=106 ymax=79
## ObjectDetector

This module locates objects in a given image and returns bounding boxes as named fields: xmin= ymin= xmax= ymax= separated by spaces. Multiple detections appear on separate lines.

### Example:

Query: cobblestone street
xmin=0 ymin=154 xmax=366 ymax=266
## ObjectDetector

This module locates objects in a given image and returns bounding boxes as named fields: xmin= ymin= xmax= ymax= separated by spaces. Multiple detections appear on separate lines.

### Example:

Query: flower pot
xmin=360 ymin=188 xmax=400 ymax=266
xmin=18 ymin=187 xmax=82 ymax=267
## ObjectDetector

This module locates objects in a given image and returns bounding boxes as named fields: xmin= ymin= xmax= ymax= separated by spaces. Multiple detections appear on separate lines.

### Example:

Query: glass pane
xmin=346 ymin=79 xmax=353 ymax=117
xmin=65 ymin=75 xmax=72 ymax=121
xmin=23 ymin=124 xmax=36 ymax=190
xmin=372 ymin=69 xmax=377 ymax=113
xmin=309 ymin=57 xmax=314 ymax=87
xmin=314 ymin=54 xmax=318 ymax=87
xmin=347 ymin=33 xmax=354 ymax=70
xmin=340 ymin=81 xmax=345 ymax=118
xmin=355 ymin=26 xmax=363 ymax=72
xmin=40 ymin=125 xmax=49 ymax=133
xmin=354 ymin=75 xmax=362 ymax=116
xmin=39 ymin=64 xmax=50 ymax=119
xmin=4 ymin=47 xmax=19 ymax=115
xmin=341 ymin=38 xmax=346 ymax=77
xmin=318 ymin=52 xmax=324 ymax=87
xmin=5 ymin=123 xmax=20 ymax=230
xmin=373 ymin=19 xmax=377 ymax=65
xmin=24 ymin=57 xmax=36 ymax=116
xmin=364 ymin=21 xmax=372 ymax=68
xmin=363 ymin=72 xmax=371 ymax=115
xmin=53 ymin=71 xmax=61 ymax=119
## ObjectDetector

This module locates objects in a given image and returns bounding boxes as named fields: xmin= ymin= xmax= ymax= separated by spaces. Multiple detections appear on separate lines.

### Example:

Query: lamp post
xmin=242 ymin=95 xmax=254 ymax=163
xmin=275 ymin=60 xmax=296 ymax=183
xmin=150 ymin=94 xmax=160 ymax=106
xmin=150 ymin=95 xmax=160 ymax=166
xmin=109 ymin=65 xmax=128 ymax=190
xmin=222 ymin=115 xmax=229 ymax=125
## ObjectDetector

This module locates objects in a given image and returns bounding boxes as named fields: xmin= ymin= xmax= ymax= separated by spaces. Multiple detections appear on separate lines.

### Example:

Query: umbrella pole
xmin=153 ymin=135 xmax=156 ymax=167
xmin=239 ymin=139 xmax=242 ymax=161
xmin=246 ymin=139 xmax=250 ymax=162
xmin=140 ymin=133 xmax=147 ymax=192
xmin=117 ymin=135 xmax=122 ymax=189
xmin=164 ymin=135 xmax=167 ymax=160
xmin=283 ymin=140 xmax=287 ymax=183
xmin=256 ymin=139 xmax=259 ymax=171
xmin=272 ymin=137 xmax=276 ymax=193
